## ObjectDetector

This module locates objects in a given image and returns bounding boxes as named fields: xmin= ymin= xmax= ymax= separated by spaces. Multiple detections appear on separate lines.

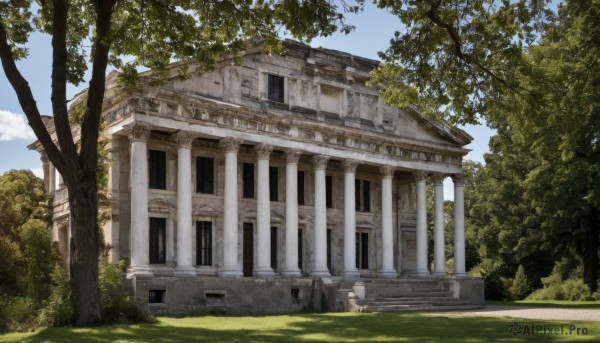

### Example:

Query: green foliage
xmin=0 ymin=297 xmax=37 ymax=333
xmin=99 ymin=255 xmax=154 ymax=324
xmin=37 ymin=262 xmax=75 ymax=328
xmin=510 ymin=265 xmax=531 ymax=300
xmin=528 ymin=278 xmax=600 ymax=302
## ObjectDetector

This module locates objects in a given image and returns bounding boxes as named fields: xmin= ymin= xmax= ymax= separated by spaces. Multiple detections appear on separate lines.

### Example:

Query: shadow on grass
xmin=7 ymin=313 xmax=599 ymax=343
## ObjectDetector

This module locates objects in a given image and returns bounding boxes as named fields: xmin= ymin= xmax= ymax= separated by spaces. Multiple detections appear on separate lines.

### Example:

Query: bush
xmin=0 ymin=297 xmax=37 ymax=333
xmin=510 ymin=265 xmax=531 ymax=299
xmin=527 ymin=270 xmax=600 ymax=301
xmin=37 ymin=262 xmax=75 ymax=327
xmin=99 ymin=255 xmax=154 ymax=324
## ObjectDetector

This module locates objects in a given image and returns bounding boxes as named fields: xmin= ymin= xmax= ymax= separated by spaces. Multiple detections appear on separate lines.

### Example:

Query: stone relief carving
xmin=125 ymin=122 xmax=151 ymax=141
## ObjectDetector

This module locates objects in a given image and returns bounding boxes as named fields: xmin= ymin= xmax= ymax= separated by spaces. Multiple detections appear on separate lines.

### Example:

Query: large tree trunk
xmin=68 ymin=178 xmax=101 ymax=326
xmin=583 ymin=206 xmax=599 ymax=293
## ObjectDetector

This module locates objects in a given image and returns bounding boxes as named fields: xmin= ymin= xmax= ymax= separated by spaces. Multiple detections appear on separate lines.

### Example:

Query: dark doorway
xmin=243 ymin=223 xmax=254 ymax=277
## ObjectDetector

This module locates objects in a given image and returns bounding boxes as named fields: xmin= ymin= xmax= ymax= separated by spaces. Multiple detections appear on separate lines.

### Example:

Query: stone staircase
xmin=353 ymin=278 xmax=483 ymax=312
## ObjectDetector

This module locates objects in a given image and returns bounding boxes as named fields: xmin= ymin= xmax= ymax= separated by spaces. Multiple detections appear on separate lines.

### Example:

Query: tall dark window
xmin=298 ymin=228 xmax=303 ymax=271
xmin=268 ymin=74 xmax=285 ymax=103
xmin=355 ymin=179 xmax=371 ymax=212
xmin=269 ymin=167 xmax=278 ymax=202
xmin=327 ymin=228 xmax=332 ymax=271
xmin=149 ymin=218 xmax=166 ymax=264
xmin=297 ymin=170 xmax=305 ymax=205
xmin=149 ymin=150 xmax=166 ymax=189
xmin=326 ymin=175 xmax=333 ymax=208
xmin=196 ymin=221 xmax=212 ymax=266
xmin=271 ymin=227 xmax=278 ymax=269
xmin=196 ymin=157 xmax=214 ymax=194
xmin=355 ymin=232 xmax=369 ymax=269
xmin=243 ymin=163 xmax=255 ymax=198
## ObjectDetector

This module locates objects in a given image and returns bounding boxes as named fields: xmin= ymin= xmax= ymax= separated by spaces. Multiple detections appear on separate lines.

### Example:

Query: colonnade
xmin=125 ymin=123 xmax=466 ymax=279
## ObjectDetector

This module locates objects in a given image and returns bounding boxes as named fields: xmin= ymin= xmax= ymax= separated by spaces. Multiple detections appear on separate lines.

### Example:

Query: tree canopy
xmin=0 ymin=0 xmax=362 ymax=325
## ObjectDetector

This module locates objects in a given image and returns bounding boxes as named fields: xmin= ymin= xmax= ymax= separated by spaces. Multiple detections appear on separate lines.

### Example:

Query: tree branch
xmin=0 ymin=19 xmax=65 ymax=173
xmin=51 ymin=0 xmax=79 ymax=182
xmin=80 ymin=0 xmax=116 ymax=170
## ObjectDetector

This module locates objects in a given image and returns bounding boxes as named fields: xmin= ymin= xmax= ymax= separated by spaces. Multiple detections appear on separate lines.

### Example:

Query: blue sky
xmin=0 ymin=3 xmax=494 ymax=197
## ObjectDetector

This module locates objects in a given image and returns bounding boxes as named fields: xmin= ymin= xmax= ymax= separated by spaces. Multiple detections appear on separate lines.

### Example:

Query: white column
xmin=432 ymin=174 xmax=447 ymax=277
xmin=378 ymin=165 xmax=397 ymax=279
xmin=254 ymin=144 xmax=275 ymax=278
xmin=175 ymin=131 xmax=196 ymax=275
xmin=414 ymin=171 xmax=429 ymax=276
xmin=282 ymin=150 xmax=302 ymax=277
xmin=218 ymin=137 xmax=243 ymax=277
xmin=452 ymin=175 xmax=467 ymax=277
xmin=310 ymin=155 xmax=331 ymax=277
xmin=126 ymin=122 xmax=152 ymax=277
xmin=342 ymin=159 xmax=360 ymax=278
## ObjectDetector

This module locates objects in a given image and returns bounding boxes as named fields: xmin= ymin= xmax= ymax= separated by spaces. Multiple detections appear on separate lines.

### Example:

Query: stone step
xmin=365 ymin=286 xmax=448 ymax=293
xmin=362 ymin=304 xmax=483 ymax=313
xmin=365 ymin=300 xmax=473 ymax=306
xmin=366 ymin=291 xmax=453 ymax=298
xmin=364 ymin=296 xmax=460 ymax=302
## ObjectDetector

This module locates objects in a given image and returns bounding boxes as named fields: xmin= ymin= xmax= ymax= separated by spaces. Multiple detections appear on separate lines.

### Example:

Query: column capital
xmin=342 ymin=159 xmax=359 ymax=172
xmin=451 ymin=174 xmax=464 ymax=186
xmin=431 ymin=173 xmax=446 ymax=185
xmin=40 ymin=152 xmax=49 ymax=164
xmin=312 ymin=155 xmax=329 ymax=170
xmin=174 ymin=130 xmax=196 ymax=148
xmin=285 ymin=149 xmax=302 ymax=164
xmin=379 ymin=165 xmax=395 ymax=178
xmin=412 ymin=170 xmax=428 ymax=182
xmin=254 ymin=143 xmax=273 ymax=159
xmin=126 ymin=122 xmax=151 ymax=141
xmin=219 ymin=137 xmax=242 ymax=153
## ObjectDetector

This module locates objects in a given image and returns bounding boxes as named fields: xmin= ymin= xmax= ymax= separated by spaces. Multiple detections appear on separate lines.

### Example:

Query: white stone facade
xmin=35 ymin=40 xmax=477 ymax=312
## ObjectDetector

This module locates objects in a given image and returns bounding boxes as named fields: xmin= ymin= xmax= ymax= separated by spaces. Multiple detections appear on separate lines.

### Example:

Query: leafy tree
xmin=510 ymin=265 xmax=530 ymax=299
xmin=374 ymin=0 xmax=600 ymax=293
xmin=0 ymin=0 xmax=362 ymax=325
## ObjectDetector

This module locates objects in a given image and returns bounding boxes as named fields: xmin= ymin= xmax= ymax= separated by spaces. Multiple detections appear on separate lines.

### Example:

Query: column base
xmin=453 ymin=271 xmax=468 ymax=278
xmin=218 ymin=269 xmax=244 ymax=278
xmin=416 ymin=269 xmax=431 ymax=277
xmin=126 ymin=266 xmax=154 ymax=279
xmin=253 ymin=268 xmax=276 ymax=278
xmin=377 ymin=269 xmax=398 ymax=279
xmin=174 ymin=266 xmax=197 ymax=276
xmin=281 ymin=268 xmax=302 ymax=278
xmin=310 ymin=268 xmax=331 ymax=278
xmin=432 ymin=271 xmax=447 ymax=278
xmin=342 ymin=269 xmax=360 ymax=279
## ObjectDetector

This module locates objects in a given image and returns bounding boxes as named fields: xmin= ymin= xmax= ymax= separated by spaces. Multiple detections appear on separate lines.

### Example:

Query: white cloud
xmin=31 ymin=167 xmax=44 ymax=179
xmin=0 ymin=110 xmax=36 ymax=141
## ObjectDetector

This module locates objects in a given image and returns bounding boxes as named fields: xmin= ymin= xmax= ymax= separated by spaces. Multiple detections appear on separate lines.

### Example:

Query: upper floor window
xmin=196 ymin=156 xmax=214 ymax=194
xmin=297 ymin=170 xmax=305 ymax=205
xmin=243 ymin=162 xmax=255 ymax=199
xmin=355 ymin=179 xmax=371 ymax=212
xmin=269 ymin=166 xmax=278 ymax=202
xmin=326 ymin=175 xmax=333 ymax=209
xmin=268 ymin=74 xmax=285 ymax=103
xmin=149 ymin=149 xmax=166 ymax=189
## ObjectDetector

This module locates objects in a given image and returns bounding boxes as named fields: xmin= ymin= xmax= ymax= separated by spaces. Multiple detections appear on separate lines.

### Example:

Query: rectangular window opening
xmin=355 ymin=232 xmax=369 ymax=269
xmin=269 ymin=167 xmax=278 ymax=202
xmin=196 ymin=156 xmax=214 ymax=194
xmin=297 ymin=171 xmax=305 ymax=205
xmin=326 ymin=175 xmax=333 ymax=209
xmin=149 ymin=290 xmax=165 ymax=303
xmin=149 ymin=218 xmax=166 ymax=264
xmin=149 ymin=150 xmax=166 ymax=189
xmin=268 ymin=74 xmax=285 ymax=103
xmin=196 ymin=221 xmax=212 ymax=266
xmin=271 ymin=226 xmax=278 ymax=269
xmin=243 ymin=163 xmax=255 ymax=198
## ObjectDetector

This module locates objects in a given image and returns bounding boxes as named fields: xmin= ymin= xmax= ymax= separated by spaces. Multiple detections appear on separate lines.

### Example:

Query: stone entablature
xmin=103 ymin=92 xmax=464 ymax=169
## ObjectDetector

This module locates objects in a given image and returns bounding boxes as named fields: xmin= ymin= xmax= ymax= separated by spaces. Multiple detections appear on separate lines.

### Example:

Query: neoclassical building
xmin=33 ymin=40 xmax=483 ymax=313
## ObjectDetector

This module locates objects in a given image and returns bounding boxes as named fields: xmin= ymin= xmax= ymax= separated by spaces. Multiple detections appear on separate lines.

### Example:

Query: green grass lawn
xmin=486 ymin=300 xmax=600 ymax=309
xmin=1 ymin=312 xmax=599 ymax=343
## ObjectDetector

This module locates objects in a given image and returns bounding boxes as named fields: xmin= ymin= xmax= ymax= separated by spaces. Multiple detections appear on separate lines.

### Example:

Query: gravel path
xmin=429 ymin=306 xmax=600 ymax=321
